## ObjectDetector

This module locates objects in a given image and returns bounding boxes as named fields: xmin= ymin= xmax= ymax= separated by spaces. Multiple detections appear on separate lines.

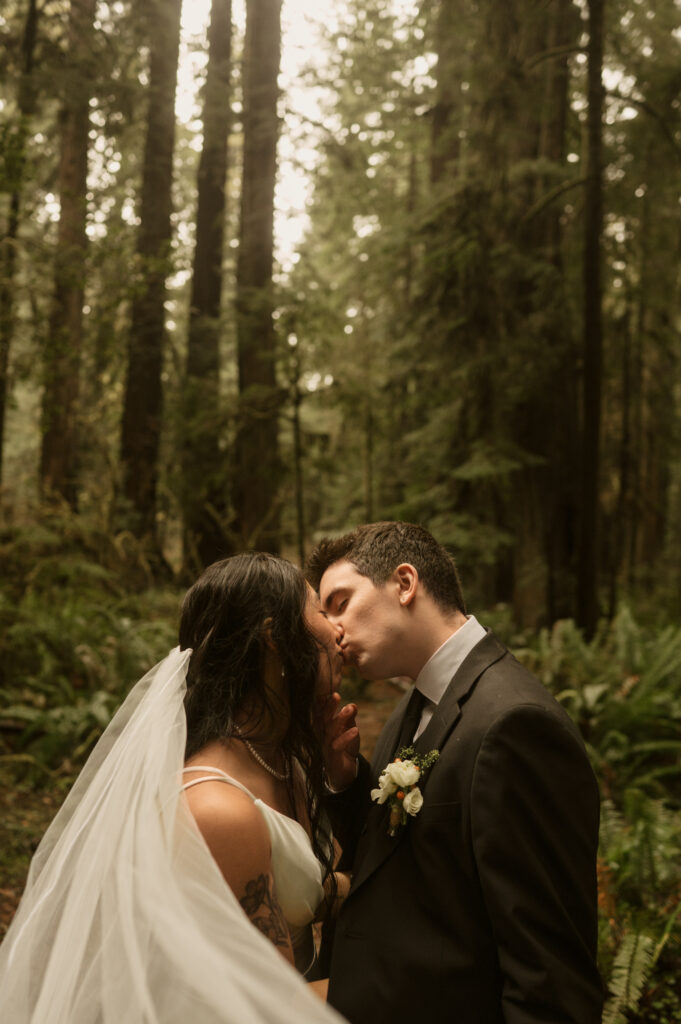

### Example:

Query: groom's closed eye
xmin=322 ymin=589 xmax=348 ymax=614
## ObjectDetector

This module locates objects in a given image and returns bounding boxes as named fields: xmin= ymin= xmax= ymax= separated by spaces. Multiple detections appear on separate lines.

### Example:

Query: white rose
xmin=402 ymin=787 xmax=423 ymax=816
xmin=370 ymin=785 xmax=389 ymax=804
xmin=385 ymin=760 xmax=420 ymax=788
xmin=370 ymin=770 xmax=398 ymax=804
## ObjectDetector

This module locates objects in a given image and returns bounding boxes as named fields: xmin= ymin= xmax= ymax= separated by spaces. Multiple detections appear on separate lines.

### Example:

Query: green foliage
xmin=511 ymin=608 xmax=681 ymax=1022
xmin=0 ymin=511 xmax=180 ymax=776
xmin=603 ymin=930 xmax=656 ymax=1024
xmin=598 ymin=795 xmax=681 ymax=1024
xmin=514 ymin=608 xmax=681 ymax=803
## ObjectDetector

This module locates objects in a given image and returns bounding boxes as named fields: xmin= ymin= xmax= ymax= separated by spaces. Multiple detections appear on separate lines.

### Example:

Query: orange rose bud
xmin=396 ymin=790 xmax=405 ymax=800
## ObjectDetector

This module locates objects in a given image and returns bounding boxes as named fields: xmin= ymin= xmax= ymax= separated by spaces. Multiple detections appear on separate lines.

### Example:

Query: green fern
xmin=603 ymin=929 xmax=656 ymax=1024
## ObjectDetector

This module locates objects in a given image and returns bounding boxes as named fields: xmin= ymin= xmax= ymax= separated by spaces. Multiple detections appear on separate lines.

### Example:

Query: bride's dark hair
xmin=179 ymin=552 xmax=334 ymax=882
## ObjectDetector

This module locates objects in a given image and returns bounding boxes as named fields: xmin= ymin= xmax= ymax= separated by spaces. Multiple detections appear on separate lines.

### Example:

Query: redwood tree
xmin=120 ymin=0 xmax=182 ymax=542
xmin=39 ymin=0 xmax=96 ymax=505
xmin=577 ymin=0 xmax=605 ymax=637
xmin=234 ymin=0 xmax=282 ymax=551
xmin=0 ymin=0 xmax=39 ymax=488
xmin=182 ymin=0 xmax=233 ymax=571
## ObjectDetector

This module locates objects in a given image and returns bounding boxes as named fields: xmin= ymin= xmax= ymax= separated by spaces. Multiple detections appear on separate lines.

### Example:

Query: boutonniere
xmin=370 ymin=746 xmax=440 ymax=837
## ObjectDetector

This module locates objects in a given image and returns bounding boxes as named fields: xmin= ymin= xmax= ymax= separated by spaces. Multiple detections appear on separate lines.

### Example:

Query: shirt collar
xmin=415 ymin=615 xmax=486 ymax=705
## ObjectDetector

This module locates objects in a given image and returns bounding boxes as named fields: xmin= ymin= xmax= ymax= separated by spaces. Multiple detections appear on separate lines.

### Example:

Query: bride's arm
xmin=186 ymin=783 xmax=295 ymax=966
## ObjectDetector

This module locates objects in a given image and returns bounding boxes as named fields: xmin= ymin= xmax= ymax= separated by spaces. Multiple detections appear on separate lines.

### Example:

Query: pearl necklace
xmin=234 ymin=726 xmax=290 ymax=781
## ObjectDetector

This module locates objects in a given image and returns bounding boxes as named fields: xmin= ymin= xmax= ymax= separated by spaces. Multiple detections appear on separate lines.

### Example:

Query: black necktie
xmin=394 ymin=686 xmax=427 ymax=754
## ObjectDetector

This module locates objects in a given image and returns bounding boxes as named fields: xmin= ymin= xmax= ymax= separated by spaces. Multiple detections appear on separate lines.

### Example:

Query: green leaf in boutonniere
xmin=370 ymin=746 xmax=440 ymax=837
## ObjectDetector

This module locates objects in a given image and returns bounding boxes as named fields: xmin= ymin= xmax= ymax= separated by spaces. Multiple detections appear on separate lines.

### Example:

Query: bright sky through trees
xmin=179 ymin=0 xmax=422 ymax=267
xmin=179 ymin=0 xmax=335 ymax=267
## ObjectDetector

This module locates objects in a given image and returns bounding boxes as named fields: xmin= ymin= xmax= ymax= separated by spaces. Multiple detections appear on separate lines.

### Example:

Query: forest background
xmin=1 ymin=0 xmax=681 ymax=1021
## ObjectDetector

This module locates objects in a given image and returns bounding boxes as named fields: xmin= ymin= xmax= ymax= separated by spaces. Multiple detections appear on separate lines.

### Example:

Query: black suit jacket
xmin=325 ymin=632 xmax=603 ymax=1024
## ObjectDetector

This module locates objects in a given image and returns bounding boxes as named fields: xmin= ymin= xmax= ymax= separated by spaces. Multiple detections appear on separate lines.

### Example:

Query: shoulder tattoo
xmin=239 ymin=873 xmax=290 ymax=950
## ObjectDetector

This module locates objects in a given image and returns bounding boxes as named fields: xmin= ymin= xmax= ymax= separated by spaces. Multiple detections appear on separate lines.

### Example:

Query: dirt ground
xmin=0 ymin=681 xmax=405 ymax=940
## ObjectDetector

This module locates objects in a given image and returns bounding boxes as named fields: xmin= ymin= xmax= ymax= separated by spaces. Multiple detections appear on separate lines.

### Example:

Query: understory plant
xmin=0 ymin=512 xmax=180 ymax=776
xmin=511 ymin=611 xmax=681 ymax=1022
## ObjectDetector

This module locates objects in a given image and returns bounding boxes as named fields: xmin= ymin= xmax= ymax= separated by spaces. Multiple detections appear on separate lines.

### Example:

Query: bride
xmin=0 ymin=552 xmax=356 ymax=1023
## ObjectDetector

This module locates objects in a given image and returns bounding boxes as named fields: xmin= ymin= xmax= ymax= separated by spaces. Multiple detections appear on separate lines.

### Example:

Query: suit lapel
xmin=349 ymin=631 xmax=508 ymax=896
xmin=413 ymin=631 xmax=506 ymax=756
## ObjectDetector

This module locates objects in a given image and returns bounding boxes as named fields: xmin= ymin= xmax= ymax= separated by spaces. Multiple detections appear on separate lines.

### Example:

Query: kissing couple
xmin=0 ymin=521 xmax=603 ymax=1024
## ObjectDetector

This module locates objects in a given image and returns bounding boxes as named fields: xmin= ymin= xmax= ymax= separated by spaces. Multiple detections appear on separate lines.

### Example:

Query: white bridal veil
xmin=0 ymin=648 xmax=345 ymax=1024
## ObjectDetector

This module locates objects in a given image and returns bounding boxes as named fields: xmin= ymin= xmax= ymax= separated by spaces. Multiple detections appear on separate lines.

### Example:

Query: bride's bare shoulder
xmin=185 ymin=777 xmax=271 ymax=877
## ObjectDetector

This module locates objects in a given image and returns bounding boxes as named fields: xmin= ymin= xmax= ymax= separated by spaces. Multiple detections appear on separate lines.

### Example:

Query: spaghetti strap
xmin=180 ymin=765 xmax=257 ymax=799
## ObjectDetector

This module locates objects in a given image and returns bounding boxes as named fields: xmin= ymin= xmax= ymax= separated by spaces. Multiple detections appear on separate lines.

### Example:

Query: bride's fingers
xmin=332 ymin=727 xmax=359 ymax=754
xmin=328 ymin=703 xmax=357 ymax=738
xmin=331 ymin=717 xmax=359 ymax=752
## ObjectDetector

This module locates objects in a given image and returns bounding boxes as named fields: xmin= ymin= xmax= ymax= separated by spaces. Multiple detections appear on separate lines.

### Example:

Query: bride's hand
xmin=317 ymin=869 xmax=351 ymax=921
xmin=322 ymin=693 xmax=360 ymax=791
xmin=332 ymin=870 xmax=351 ymax=903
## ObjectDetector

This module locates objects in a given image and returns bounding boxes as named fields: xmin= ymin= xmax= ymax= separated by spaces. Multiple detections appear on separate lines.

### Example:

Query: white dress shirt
xmin=412 ymin=615 xmax=487 ymax=740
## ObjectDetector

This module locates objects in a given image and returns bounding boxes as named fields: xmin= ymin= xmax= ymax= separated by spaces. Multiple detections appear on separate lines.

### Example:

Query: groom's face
xmin=319 ymin=560 xmax=405 ymax=680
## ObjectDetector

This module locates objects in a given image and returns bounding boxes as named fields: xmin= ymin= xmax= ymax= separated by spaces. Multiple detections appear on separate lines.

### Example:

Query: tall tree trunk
xmin=479 ymin=0 xmax=579 ymax=627
xmin=0 ymin=0 xmax=38 ymax=488
xmin=577 ymin=0 xmax=605 ymax=638
xmin=608 ymin=304 xmax=633 ymax=617
xmin=120 ymin=0 xmax=182 ymax=543
xmin=540 ymin=0 xmax=581 ymax=623
xmin=363 ymin=395 xmax=374 ymax=522
xmin=234 ymin=0 xmax=282 ymax=551
xmin=288 ymin=342 xmax=305 ymax=567
xmin=39 ymin=0 xmax=95 ymax=506
xmin=470 ymin=0 xmax=579 ymax=623
xmin=429 ymin=0 xmax=464 ymax=184
xmin=182 ymin=0 xmax=233 ymax=571
xmin=627 ymin=268 xmax=645 ymax=586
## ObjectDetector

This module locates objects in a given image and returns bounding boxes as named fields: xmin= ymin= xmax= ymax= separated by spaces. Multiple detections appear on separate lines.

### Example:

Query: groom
xmin=311 ymin=521 xmax=603 ymax=1024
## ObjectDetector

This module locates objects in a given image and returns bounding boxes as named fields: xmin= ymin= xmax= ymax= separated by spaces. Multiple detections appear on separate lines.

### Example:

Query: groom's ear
xmin=394 ymin=563 xmax=418 ymax=607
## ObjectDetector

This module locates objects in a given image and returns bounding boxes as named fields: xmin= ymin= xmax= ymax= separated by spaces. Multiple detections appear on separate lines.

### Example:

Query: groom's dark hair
xmin=306 ymin=521 xmax=466 ymax=614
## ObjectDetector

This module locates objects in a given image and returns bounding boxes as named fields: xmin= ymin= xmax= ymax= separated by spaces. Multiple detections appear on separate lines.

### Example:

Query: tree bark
xmin=429 ymin=0 xmax=465 ymax=185
xmin=577 ymin=0 xmax=605 ymax=638
xmin=608 ymin=304 xmax=633 ymax=617
xmin=120 ymin=0 xmax=182 ymax=542
xmin=0 ymin=0 xmax=39 ymax=489
xmin=471 ymin=0 xmax=579 ymax=627
xmin=540 ymin=0 xmax=581 ymax=623
xmin=289 ymin=343 xmax=305 ymax=567
xmin=234 ymin=0 xmax=282 ymax=551
xmin=182 ymin=0 xmax=233 ymax=571
xmin=363 ymin=394 xmax=374 ymax=523
xmin=39 ymin=0 xmax=96 ymax=507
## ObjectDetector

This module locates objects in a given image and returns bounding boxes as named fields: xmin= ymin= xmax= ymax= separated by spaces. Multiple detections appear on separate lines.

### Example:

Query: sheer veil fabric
xmin=0 ymin=648 xmax=344 ymax=1024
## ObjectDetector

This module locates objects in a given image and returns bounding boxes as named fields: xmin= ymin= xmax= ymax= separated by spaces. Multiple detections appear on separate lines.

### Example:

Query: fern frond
xmin=603 ymin=929 xmax=655 ymax=1024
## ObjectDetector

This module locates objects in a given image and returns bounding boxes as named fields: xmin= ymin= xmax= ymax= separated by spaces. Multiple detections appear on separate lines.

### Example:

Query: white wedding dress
xmin=181 ymin=767 xmax=325 ymax=977
xmin=0 ymin=648 xmax=344 ymax=1024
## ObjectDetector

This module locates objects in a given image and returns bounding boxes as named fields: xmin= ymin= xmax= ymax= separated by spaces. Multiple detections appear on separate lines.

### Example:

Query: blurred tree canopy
xmin=0 ymin=0 xmax=679 ymax=630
